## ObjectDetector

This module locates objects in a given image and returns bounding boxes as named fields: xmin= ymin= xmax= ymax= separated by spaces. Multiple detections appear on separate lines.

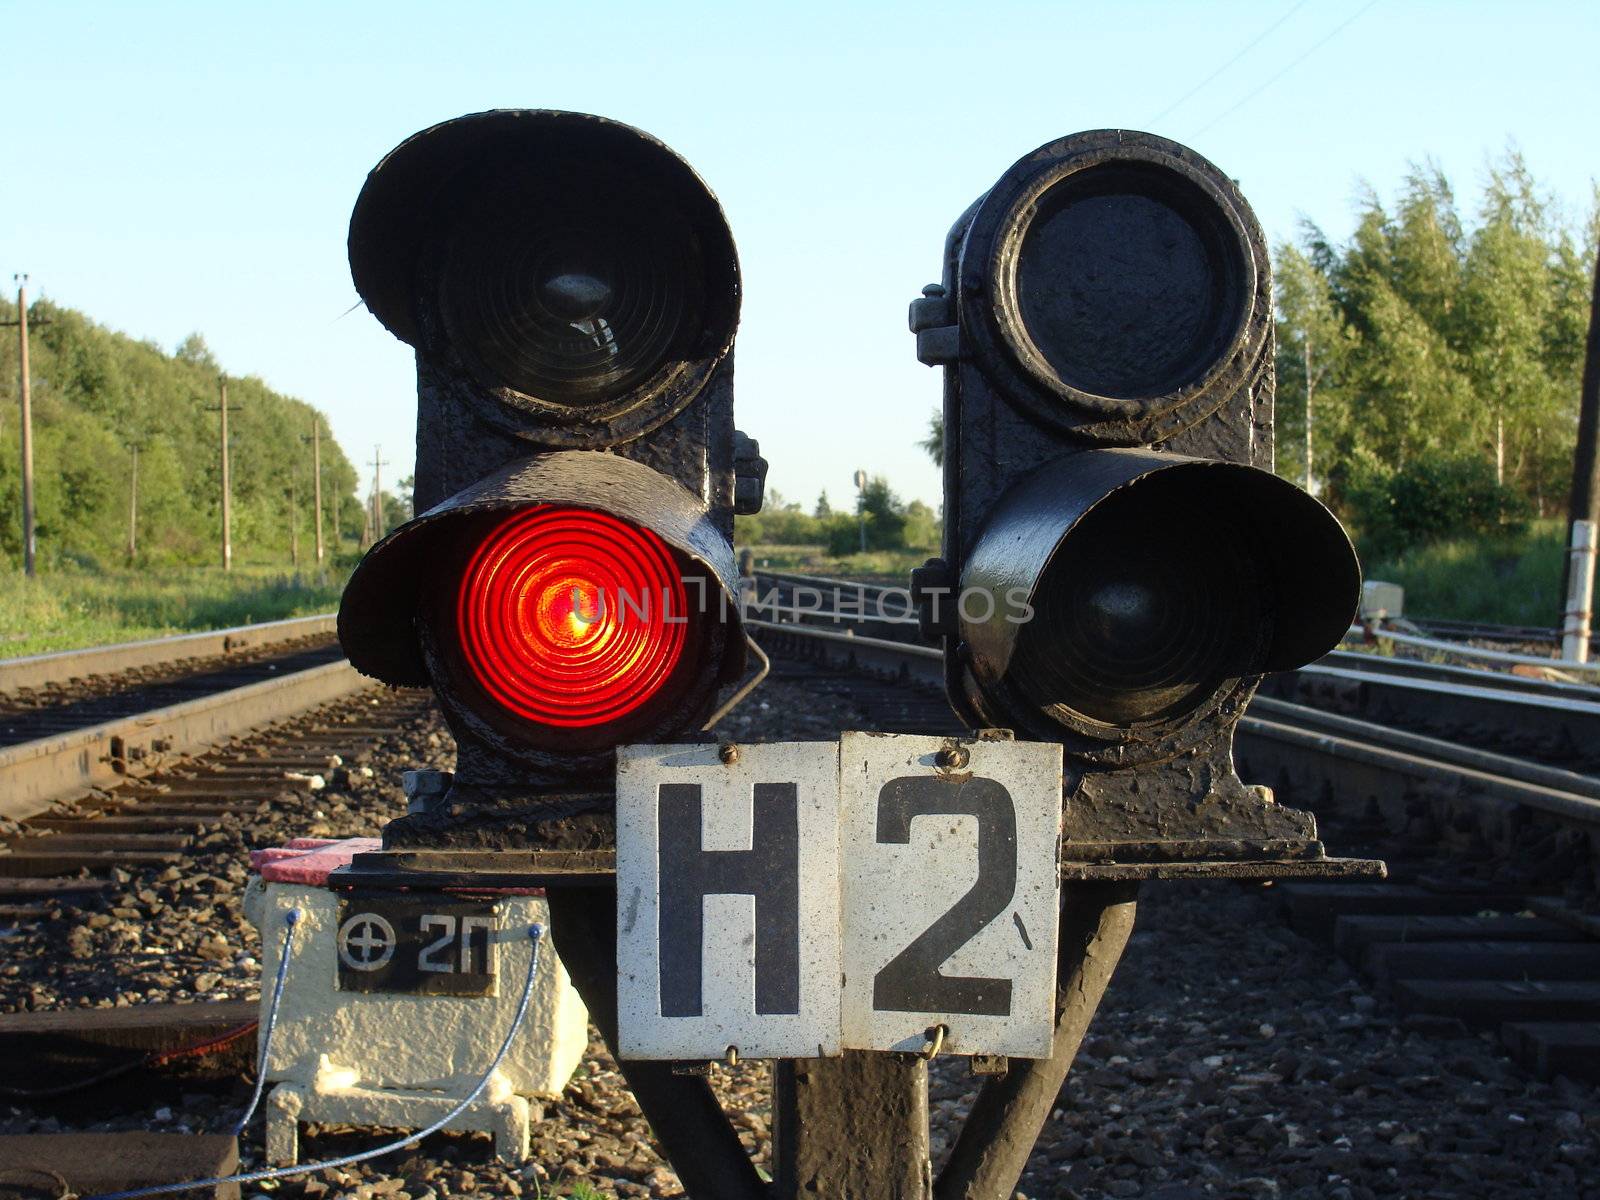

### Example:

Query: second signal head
xmin=913 ymin=129 xmax=1360 ymax=771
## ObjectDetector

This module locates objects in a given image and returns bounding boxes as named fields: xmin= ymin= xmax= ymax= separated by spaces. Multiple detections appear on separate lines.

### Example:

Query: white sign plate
xmin=839 ymin=732 xmax=1062 ymax=1058
xmin=615 ymin=734 xmax=1063 ymax=1061
xmin=616 ymin=742 xmax=842 ymax=1060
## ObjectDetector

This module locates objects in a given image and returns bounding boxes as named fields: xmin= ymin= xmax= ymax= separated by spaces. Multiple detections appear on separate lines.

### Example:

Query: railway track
xmin=0 ymin=619 xmax=373 ymax=823
xmin=0 ymin=615 xmax=420 ymax=948
xmin=746 ymin=573 xmax=1600 ymax=1085
xmin=0 ymin=656 xmax=439 ymax=1195
xmin=1411 ymin=614 xmax=1600 ymax=653
xmin=0 ymin=613 xmax=340 ymax=696
xmin=0 ymin=690 xmax=430 ymax=925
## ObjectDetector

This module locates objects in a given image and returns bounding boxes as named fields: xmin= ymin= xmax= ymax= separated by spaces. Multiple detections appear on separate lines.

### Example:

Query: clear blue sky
xmin=3 ymin=0 xmax=1597 ymax=511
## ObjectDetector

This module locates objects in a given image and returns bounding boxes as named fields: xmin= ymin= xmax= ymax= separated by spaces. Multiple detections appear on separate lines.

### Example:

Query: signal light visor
xmin=454 ymin=506 xmax=690 ymax=728
xmin=959 ymin=449 xmax=1360 ymax=746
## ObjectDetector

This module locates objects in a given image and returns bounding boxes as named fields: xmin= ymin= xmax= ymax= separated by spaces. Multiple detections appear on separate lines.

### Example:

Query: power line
xmin=1148 ymin=0 xmax=1316 ymax=127
xmin=1189 ymin=0 xmax=1384 ymax=140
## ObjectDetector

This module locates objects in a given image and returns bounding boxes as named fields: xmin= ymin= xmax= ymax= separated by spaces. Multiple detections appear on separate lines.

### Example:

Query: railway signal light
xmin=911 ymin=130 xmax=1361 ymax=863
xmin=336 ymin=110 xmax=764 ymax=833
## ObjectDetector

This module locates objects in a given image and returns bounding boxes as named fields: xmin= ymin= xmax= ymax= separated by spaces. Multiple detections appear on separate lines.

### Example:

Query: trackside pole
xmin=1565 ymin=519 xmax=1597 ymax=663
xmin=1561 ymin=245 xmax=1600 ymax=620
xmin=543 ymin=889 xmax=769 ymax=1200
xmin=774 ymin=1051 xmax=932 ymax=1199
xmin=936 ymin=881 xmax=1140 ymax=1200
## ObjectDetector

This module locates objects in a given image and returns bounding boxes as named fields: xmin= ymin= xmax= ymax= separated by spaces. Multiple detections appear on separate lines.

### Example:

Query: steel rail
xmin=0 ymin=613 xmax=338 ymax=694
xmin=747 ymin=568 xmax=900 ymax=597
xmin=1318 ymin=649 xmax=1600 ymax=702
xmin=0 ymin=659 xmax=372 ymax=823
xmin=740 ymin=600 xmax=921 ymax=627
xmin=743 ymin=618 xmax=944 ymax=686
xmin=1238 ymin=710 xmax=1600 ymax=829
xmin=1246 ymin=695 xmax=1600 ymax=807
xmin=1355 ymin=623 xmax=1600 ymax=675
xmin=1294 ymin=662 xmax=1600 ymax=716
xmin=1408 ymin=614 xmax=1595 ymax=648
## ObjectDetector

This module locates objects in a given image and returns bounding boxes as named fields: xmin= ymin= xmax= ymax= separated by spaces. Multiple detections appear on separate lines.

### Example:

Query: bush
xmin=1344 ymin=452 xmax=1526 ymax=560
xmin=742 ymin=477 xmax=941 ymax=557
xmin=823 ymin=476 xmax=912 ymax=554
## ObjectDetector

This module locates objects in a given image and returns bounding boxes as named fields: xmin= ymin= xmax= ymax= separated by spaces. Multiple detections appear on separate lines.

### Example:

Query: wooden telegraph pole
xmin=853 ymin=468 xmax=868 ymax=553
xmin=2 ymin=275 xmax=41 ymax=576
xmin=1562 ymin=243 xmax=1600 ymax=661
xmin=1303 ymin=336 xmax=1315 ymax=495
xmin=369 ymin=444 xmax=389 ymax=541
xmin=310 ymin=418 xmax=325 ymax=565
xmin=127 ymin=444 xmax=139 ymax=563
xmin=206 ymin=379 xmax=241 ymax=571
xmin=289 ymin=477 xmax=300 ymax=568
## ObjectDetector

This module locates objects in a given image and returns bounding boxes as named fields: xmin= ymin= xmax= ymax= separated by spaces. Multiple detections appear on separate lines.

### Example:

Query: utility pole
xmin=206 ymin=379 xmax=241 ymax=571
xmin=2 ymin=275 xmax=41 ymax=576
xmin=1303 ymin=336 xmax=1315 ymax=496
xmin=127 ymin=444 xmax=139 ymax=563
xmin=289 ymin=476 xmax=300 ymax=568
xmin=310 ymin=418 xmax=325 ymax=565
xmin=853 ymin=468 xmax=868 ymax=553
xmin=1562 ymin=243 xmax=1600 ymax=662
xmin=369 ymin=445 xmax=389 ymax=541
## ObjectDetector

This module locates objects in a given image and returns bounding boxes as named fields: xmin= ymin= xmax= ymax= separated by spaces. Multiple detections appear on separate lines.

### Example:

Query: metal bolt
xmin=718 ymin=743 xmax=740 ymax=766
xmin=403 ymin=768 xmax=453 ymax=815
xmin=935 ymin=745 xmax=969 ymax=770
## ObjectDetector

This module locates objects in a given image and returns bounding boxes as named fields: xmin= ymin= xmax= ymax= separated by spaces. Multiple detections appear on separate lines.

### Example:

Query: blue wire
xmin=86 ymin=923 xmax=545 ymax=1200
xmin=232 ymin=907 xmax=300 ymax=1136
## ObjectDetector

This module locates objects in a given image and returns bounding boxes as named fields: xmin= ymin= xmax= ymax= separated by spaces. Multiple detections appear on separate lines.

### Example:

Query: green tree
xmin=0 ymin=296 xmax=361 ymax=569
xmin=828 ymin=475 xmax=909 ymax=553
xmin=1273 ymin=151 xmax=1593 ymax=552
xmin=919 ymin=411 xmax=944 ymax=467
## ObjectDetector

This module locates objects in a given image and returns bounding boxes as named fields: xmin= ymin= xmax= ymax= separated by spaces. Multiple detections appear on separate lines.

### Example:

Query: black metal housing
xmin=350 ymin=109 xmax=740 ymax=452
xmin=340 ymin=110 xmax=759 ymax=835
xmin=912 ymin=128 xmax=1362 ymax=858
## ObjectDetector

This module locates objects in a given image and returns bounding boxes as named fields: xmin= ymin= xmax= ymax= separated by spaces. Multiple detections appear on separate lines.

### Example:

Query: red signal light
xmin=454 ymin=506 xmax=689 ymax=728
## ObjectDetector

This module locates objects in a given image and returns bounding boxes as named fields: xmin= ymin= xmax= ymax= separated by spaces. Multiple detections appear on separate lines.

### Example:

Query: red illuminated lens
xmin=455 ymin=506 xmax=689 ymax=728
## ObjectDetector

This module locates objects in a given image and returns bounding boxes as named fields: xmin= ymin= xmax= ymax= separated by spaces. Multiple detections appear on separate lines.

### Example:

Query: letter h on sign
xmin=657 ymin=782 xmax=800 ymax=1018
xmin=616 ymin=742 xmax=843 ymax=1061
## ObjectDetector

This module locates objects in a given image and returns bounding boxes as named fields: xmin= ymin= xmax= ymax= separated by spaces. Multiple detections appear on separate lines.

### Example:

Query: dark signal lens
xmin=1004 ymin=162 xmax=1249 ymax=402
xmin=1012 ymin=479 xmax=1268 ymax=726
xmin=455 ymin=506 xmax=688 ymax=727
xmin=440 ymin=164 xmax=710 ymax=407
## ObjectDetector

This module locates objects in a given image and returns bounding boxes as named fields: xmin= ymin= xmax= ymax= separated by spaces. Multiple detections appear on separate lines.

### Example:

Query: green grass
xmin=0 ymin=565 xmax=348 ymax=657
xmin=1363 ymin=519 xmax=1565 ymax=627
xmin=739 ymin=543 xmax=931 ymax=583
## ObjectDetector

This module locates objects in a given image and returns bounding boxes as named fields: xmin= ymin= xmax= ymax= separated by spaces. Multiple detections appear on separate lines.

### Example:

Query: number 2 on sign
xmin=869 ymin=775 xmax=1019 ymax=1017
